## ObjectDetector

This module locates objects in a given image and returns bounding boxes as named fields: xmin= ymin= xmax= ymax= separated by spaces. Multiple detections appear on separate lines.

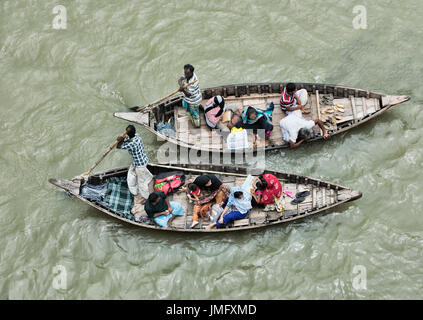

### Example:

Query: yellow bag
xmin=231 ymin=127 xmax=244 ymax=133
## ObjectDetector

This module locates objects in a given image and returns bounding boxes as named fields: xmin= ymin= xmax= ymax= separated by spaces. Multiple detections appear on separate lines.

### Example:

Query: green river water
xmin=1 ymin=0 xmax=422 ymax=299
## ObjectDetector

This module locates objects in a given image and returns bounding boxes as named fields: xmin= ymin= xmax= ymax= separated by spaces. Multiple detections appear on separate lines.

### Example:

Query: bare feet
xmin=167 ymin=216 xmax=175 ymax=227
xmin=264 ymin=138 xmax=270 ymax=147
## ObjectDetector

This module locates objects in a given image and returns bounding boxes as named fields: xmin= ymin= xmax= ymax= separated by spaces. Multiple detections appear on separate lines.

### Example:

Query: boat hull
xmin=114 ymin=82 xmax=410 ymax=153
xmin=49 ymin=163 xmax=362 ymax=233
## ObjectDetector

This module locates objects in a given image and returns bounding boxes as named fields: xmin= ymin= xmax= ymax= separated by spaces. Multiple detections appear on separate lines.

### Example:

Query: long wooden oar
xmin=73 ymin=130 xmax=127 ymax=182
xmin=130 ymin=79 xmax=198 ymax=112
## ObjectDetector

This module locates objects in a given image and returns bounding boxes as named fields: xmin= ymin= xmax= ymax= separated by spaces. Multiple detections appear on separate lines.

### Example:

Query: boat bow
xmin=382 ymin=95 xmax=410 ymax=107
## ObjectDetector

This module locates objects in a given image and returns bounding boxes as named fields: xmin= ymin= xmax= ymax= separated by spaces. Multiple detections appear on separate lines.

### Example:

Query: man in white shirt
xmin=279 ymin=113 xmax=329 ymax=149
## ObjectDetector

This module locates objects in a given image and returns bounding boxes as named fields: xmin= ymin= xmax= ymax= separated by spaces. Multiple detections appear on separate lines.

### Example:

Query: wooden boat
xmin=49 ymin=163 xmax=362 ymax=233
xmin=114 ymin=82 xmax=409 ymax=153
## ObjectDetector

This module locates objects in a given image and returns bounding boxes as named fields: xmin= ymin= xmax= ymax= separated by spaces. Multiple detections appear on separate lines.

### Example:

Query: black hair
xmin=148 ymin=192 xmax=160 ymax=203
xmin=256 ymin=176 xmax=268 ymax=191
xmin=126 ymin=125 xmax=136 ymax=138
xmin=286 ymin=83 xmax=296 ymax=92
xmin=234 ymin=191 xmax=243 ymax=199
xmin=246 ymin=106 xmax=257 ymax=118
xmin=184 ymin=64 xmax=194 ymax=73
xmin=188 ymin=183 xmax=198 ymax=192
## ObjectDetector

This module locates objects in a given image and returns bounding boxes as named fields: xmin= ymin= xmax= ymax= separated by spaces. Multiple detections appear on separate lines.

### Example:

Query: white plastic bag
xmin=209 ymin=204 xmax=224 ymax=223
xmin=226 ymin=128 xmax=249 ymax=150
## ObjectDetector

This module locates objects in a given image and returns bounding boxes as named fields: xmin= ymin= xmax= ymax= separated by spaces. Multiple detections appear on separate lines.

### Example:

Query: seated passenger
xmin=203 ymin=95 xmax=226 ymax=130
xmin=186 ymin=182 xmax=201 ymax=201
xmin=144 ymin=192 xmax=184 ymax=228
xmin=247 ymin=175 xmax=268 ymax=206
xmin=280 ymin=82 xmax=310 ymax=117
xmin=228 ymin=103 xmax=274 ymax=147
xmin=252 ymin=174 xmax=283 ymax=212
xmin=279 ymin=113 xmax=329 ymax=149
xmin=206 ymin=186 xmax=252 ymax=229
xmin=188 ymin=174 xmax=230 ymax=228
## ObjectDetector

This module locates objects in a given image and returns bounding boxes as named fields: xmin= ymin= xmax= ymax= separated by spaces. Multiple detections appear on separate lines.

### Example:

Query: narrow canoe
xmin=114 ymin=82 xmax=410 ymax=153
xmin=49 ymin=163 xmax=362 ymax=233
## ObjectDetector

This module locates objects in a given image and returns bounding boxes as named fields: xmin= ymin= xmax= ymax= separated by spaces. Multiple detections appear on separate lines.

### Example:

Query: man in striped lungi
xmin=178 ymin=64 xmax=202 ymax=128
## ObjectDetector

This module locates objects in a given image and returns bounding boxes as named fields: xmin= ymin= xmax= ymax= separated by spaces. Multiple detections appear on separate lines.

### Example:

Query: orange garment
xmin=192 ymin=189 xmax=228 ymax=222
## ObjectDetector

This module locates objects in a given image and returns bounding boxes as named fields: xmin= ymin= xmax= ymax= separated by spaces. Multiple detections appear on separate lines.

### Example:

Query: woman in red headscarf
xmin=252 ymin=173 xmax=283 ymax=211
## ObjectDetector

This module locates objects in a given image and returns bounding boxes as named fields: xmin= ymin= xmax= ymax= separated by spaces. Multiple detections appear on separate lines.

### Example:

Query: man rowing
xmin=117 ymin=125 xmax=152 ymax=213
xmin=178 ymin=64 xmax=202 ymax=128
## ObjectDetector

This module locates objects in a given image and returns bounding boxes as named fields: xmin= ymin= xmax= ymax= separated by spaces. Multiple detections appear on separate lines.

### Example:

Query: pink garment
xmin=204 ymin=98 xmax=225 ymax=128
xmin=283 ymin=190 xmax=295 ymax=198
xmin=258 ymin=174 xmax=282 ymax=205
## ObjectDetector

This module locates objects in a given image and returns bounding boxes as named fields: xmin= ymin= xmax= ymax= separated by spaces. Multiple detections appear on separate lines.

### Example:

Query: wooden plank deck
xmin=171 ymin=91 xmax=382 ymax=151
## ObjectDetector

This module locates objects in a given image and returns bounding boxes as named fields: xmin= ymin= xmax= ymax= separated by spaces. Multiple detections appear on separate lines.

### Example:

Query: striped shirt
xmin=182 ymin=72 xmax=202 ymax=106
xmin=118 ymin=133 xmax=149 ymax=167
xmin=280 ymin=87 xmax=295 ymax=112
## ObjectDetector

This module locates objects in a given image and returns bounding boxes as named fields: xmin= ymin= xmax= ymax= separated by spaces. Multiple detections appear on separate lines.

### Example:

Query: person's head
xmin=246 ymin=107 xmax=258 ymax=120
xmin=188 ymin=183 xmax=200 ymax=195
xmin=286 ymin=83 xmax=296 ymax=95
xmin=256 ymin=175 xmax=268 ymax=191
xmin=234 ymin=191 xmax=243 ymax=199
xmin=298 ymin=127 xmax=314 ymax=141
xmin=214 ymin=95 xmax=224 ymax=107
xmin=148 ymin=192 xmax=161 ymax=205
xmin=126 ymin=125 xmax=136 ymax=138
xmin=184 ymin=64 xmax=194 ymax=79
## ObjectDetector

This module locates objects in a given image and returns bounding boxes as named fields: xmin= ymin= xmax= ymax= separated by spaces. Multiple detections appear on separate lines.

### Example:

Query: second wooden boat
xmin=114 ymin=82 xmax=409 ymax=153
xmin=49 ymin=163 xmax=362 ymax=233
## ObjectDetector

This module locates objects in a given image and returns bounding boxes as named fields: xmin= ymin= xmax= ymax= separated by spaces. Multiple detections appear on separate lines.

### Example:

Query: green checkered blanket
xmin=104 ymin=177 xmax=134 ymax=220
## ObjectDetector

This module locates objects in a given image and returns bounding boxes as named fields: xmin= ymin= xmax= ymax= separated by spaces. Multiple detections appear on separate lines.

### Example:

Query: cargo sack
xmin=153 ymin=171 xmax=186 ymax=195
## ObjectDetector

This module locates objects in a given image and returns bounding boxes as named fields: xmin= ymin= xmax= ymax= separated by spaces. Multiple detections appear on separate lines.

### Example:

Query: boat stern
xmin=48 ymin=178 xmax=81 ymax=195
xmin=114 ymin=112 xmax=150 ymax=127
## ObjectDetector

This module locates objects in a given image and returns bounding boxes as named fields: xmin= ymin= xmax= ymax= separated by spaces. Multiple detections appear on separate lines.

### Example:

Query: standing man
xmin=117 ymin=125 xmax=152 ymax=214
xmin=178 ymin=64 xmax=202 ymax=127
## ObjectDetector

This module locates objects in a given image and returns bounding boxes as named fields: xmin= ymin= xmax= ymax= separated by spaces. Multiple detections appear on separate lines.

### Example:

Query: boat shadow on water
xmin=81 ymin=199 xmax=360 ymax=241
